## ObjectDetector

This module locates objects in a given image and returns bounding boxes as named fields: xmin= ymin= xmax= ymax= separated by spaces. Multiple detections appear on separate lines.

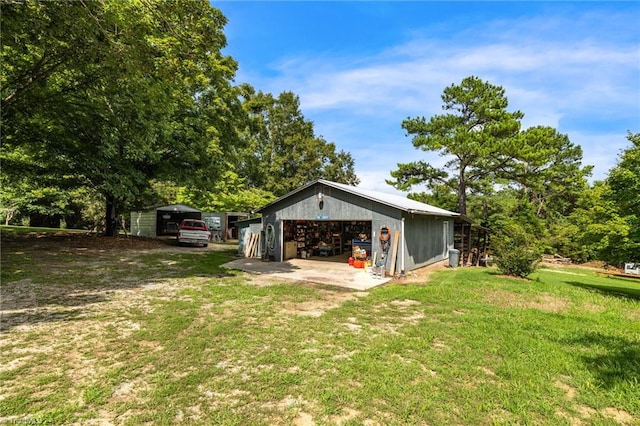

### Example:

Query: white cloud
xmin=566 ymin=130 xmax=630 ymax=181
xmin=236 ymin=8 xmax=639 ymax=190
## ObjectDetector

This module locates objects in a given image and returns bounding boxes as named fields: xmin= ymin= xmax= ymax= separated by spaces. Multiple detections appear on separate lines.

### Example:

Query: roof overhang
xmin=150 ymin=204 xmax=201 ymax=213
xmin=257 ymin=179 xmax=459 ymax=218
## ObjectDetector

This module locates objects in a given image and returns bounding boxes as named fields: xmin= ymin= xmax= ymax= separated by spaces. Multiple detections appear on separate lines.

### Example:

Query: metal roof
xmin=153 ymin=204 xmax=201 ymax=213
xmin=231 ymin=217 xmax=262 ymax=225
xmin=257 ymin=179 xmax=459 ymax=218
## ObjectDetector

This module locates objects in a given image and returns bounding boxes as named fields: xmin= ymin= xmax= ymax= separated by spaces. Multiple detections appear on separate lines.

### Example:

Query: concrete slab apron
xmin=222 ymin=258 xmax=391 ymax=291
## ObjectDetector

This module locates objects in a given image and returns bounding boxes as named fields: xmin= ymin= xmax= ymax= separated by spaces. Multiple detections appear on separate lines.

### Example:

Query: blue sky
xmin=214 ymin=1 xmax=640 ymax=195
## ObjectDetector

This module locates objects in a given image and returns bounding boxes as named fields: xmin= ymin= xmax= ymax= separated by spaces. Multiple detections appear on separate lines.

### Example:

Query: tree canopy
xmin=2 ymin=4 xmax=635 ymax=271
xmin=2 ymin=0 xmax=242 ymax=235
xmin=388 ymin=77 xmax=592 ymax=223
xmin=387 ymin=76 xmax=523 ymax=215
xmin=387 ymin=76 xmax=620 ymax=270
xmin=507 ymin=126 xmax=592 ymax=220
xmin=1 ymin=1 xmax=360 ymax=230
xmin=572 ymin=132 xmax=640 ymax=264
xmin=237 ymin=87 xmax=359 ymax=198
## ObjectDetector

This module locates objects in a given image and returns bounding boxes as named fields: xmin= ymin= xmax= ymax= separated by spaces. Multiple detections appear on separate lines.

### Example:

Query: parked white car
xmin=177 ymin=219 xmax=211 ymax=247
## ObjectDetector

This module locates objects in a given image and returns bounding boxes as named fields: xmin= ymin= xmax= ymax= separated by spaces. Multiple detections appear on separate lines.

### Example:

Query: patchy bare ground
xmin=393 ymin=259 xmax=450 ymax=284
xmin=0 ymin=231 xmax=232 ymax=255
xmin=480 ymin=288 xmax=571 ymax=313
xmin=2 ymin=233 xmax=637 ymax=425
xmin=1 ymin=232 xmax=375 ymax=425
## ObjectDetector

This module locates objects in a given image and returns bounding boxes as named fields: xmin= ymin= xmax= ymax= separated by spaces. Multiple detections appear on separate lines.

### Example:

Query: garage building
xmin=257 ymin=179 xmax=459 ymax=273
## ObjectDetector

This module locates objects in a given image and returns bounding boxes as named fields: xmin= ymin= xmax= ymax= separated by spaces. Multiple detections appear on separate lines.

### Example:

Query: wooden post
xmin=474 ymin=229 xmax=481 ymax=266
xmin=461 ymin=224 xmax=464 ymax=256
xmin=252 ymin=233 xmax=260 ymax=257
xmin=389 ymin=230 xmax=400 ymax=276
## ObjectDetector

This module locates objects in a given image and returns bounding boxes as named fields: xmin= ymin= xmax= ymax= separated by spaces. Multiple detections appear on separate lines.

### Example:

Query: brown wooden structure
xmin=454 ymin=216 xmax=491 ymax=267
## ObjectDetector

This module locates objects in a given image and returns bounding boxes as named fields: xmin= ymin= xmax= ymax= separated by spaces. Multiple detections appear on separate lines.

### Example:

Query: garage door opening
xmin=156 ymin=210 xmax=201 ymax=236
xmin=282 ymin=220 xmax=373 ymax=263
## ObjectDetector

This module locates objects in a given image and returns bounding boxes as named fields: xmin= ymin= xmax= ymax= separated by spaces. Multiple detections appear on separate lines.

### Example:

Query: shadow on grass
xmin=560 ymin=332 xmax=640 ymax=389
xmin=1 ymin=309 xmax=86 ymax=332
xmin=564 ymin=280 xmax=640 ymax=301
xmin=1 ymin=245 xmax=239 ymax=332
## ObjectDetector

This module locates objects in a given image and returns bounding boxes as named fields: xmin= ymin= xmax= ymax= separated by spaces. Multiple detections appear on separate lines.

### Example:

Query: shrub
xmin=492 ymin=222 xmax=542 ymax=278
xmin=494 ymin=243 xmax=541 ymax=278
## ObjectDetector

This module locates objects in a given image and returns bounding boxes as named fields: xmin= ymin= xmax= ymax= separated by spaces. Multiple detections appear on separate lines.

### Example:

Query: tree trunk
xmin=5 ymin=208 xmax=15 ymax=225
xmin=105 ymin=194 xmax=117 ymax=237
xmin=458 ymin=169 xmax=467 ymax=216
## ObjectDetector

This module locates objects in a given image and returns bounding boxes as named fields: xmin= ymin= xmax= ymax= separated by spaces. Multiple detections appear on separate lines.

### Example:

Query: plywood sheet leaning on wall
xmin=244 ymin=233 xmax=261 ymax=258
xmin=388 ymin=230 xmax=400 ymax=277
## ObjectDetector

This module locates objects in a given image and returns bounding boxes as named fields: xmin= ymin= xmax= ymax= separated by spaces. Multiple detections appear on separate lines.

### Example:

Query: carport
xmin=156 ymin=205 xmax=202 ymax=236
xmin=130 ymin=204 xmax=202 ymax=238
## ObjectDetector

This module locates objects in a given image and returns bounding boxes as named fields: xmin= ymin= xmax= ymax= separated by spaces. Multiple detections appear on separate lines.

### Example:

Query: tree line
xmin=387 ymin=76 xmax=638 ymax=267
xmin=2 ymin=1 xmax=637 ymax=267
xmin=1 ymin=1 xmax=357 ymax=236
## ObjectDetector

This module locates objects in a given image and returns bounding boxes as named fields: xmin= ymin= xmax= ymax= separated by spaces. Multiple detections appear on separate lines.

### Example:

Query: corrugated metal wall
xmin=403 ymin=214 xmax=453 ymax=271
xmin=130 ymin=211 xmax=157 ymax=237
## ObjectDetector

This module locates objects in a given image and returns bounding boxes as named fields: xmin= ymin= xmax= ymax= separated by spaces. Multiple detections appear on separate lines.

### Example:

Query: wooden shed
xmin=256 ymin=179 xmax=459 ymax=274
xmin=454 ymin=216 xmax=491 ymax=267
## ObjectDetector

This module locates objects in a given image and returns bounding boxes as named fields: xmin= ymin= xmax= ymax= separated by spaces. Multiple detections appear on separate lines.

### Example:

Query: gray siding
xmin=267 ymin=184 xmax=402 ymax=221
xmin=402 ymin=214 xmax=454 ymax=271
xmin=202 ymin=212 xmax=225 ymax=228
xmin=130 ymin=211 xmax=156 ymax=237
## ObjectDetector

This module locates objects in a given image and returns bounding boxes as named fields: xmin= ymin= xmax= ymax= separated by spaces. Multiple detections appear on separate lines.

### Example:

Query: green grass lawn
xmin=1 ymin=235 xmax=639 ymax=425
xmin=1 ymin=224 xmax=88 ymax=234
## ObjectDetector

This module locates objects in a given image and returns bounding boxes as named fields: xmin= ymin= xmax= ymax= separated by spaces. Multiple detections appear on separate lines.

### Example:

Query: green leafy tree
xmin=388 ymin=76 xmax=523 ymax=215
xmin=487 ymin=126 xmax=592 ymax=258
xmin=490 ymin=195 xmax=544 ymax=277
xmin=568 ymin=182 xmax=629 ymax=264
xmin=0 ymin=176 xmax=30 ymax=226
xmin=603 ymin=132 xmax=639 ymax=263
xmin=239 ymin=88 xmax=359 ymax=197
xmin=607 ymin=133 xmax=640 ymax=220
xmin=0 ymin=176 xmax=83 ymax=228
xmin=492 ymin=226 xmax=542 ymax=278
xmin=1 ymin=0 xmax=240 ymax=235
xmin=565 ymin=133 xmax=639 ymax=265
xmin=506 ymin=126 xmax=592 ymax=219
xmin=406 ymin=184 xmax=459 ymax=213
xmin=176 ymin=170 xmax=276 ymax=213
